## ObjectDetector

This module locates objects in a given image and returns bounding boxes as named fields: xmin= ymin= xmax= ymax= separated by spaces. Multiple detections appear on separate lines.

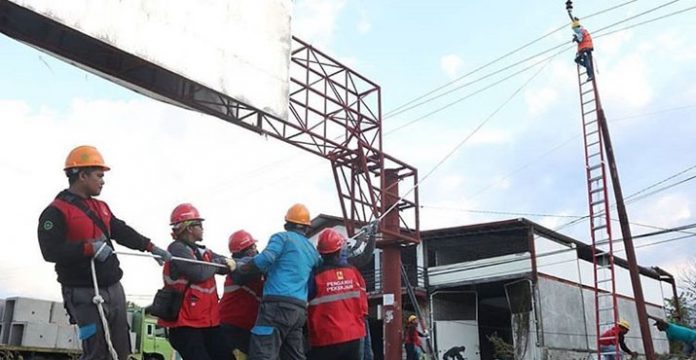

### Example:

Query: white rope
xmin=91 ymin=243 xmax=119 ymax=360
xmin=113 ymin=251 xmax=229 ymax=269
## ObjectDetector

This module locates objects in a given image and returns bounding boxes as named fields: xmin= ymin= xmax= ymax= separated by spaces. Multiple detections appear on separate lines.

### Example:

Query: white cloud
xmin=357 ymin=9 xmax=371 ymax=34
xmin=440 ymin=54 xmax=463 ymax=80
xmin=602 ymin=54 xmax=652 ymax=109
xmin=524 ymin=87 xmax=558 ymax=116
xmin=292 ymin=0 xmax=347 ymax=48
xmin=633 ymin=194 xmax=691 ymax=229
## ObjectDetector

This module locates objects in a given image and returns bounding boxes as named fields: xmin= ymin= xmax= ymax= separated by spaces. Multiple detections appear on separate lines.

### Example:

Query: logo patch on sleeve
xmin=43 ymin=221 xmax=54 ymax=231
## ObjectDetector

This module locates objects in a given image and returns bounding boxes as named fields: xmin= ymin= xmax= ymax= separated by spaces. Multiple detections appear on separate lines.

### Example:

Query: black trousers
xmin=248 ymin=300 xmax=307 ymax=360
xmin=169 ymin=326 xmax=228 ymax=360
xmin=308 ymin=339 xmax=362 ymax=360
xmin=221 ymin=324 xmax=252 ymax=357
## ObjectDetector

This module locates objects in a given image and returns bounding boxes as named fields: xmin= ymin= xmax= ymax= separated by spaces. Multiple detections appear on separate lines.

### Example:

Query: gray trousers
xmin=62 ymin=282 xmax=130 ymax=360
xmin=248 ymin=300 xmax=306 ymax=360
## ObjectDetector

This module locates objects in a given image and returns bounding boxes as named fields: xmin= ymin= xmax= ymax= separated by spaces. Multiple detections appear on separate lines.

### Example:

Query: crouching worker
xmin=650 ymin=315 xmax=696 ymax=356
xmin=307 ymin=229 xmax=368 ymax=360
xmin=157 ymin=203 xmax=236 ymax=360
xmin=219 ymin=230 xmax=264 ymax=359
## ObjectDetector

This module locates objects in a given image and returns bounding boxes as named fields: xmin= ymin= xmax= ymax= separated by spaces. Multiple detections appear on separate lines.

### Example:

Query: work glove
xmin=91 ymin=240 xmax=113 ymax=262
xmin=151 ymin=246 xmax=172 ymax=266
xmin=225 ymin=258 xmax=237 ymax=271
xmin=422 ymin=330 xmax=430 ymax=338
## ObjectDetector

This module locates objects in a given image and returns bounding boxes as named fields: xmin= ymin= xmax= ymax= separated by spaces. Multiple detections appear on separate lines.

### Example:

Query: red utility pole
xmin=596 ymin=106 xmax=656 ymax=359
xmin=382 ymin=169 xmax=403 ymax=360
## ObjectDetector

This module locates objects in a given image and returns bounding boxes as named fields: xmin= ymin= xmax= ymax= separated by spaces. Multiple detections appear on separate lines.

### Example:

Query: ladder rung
xmin=590 ymin=199 xmax=605 ymax=206
xmin=582 ymin=98 xmax=595 ymax=106
xmin=597 ymin=278 xmax=613 ymax=284
xmin=582 ymin=89 xmax=594 ymax=96
xmin=584 ymin=108 xmax=597 ymax=115
xmin=593 ymin=224 xmax=607 ymax=231
xmin=587 ymin=140 xmax=600 ymax=147
xmin=587 ymin=163 xmax=602 ymax=171
xmin=584 ymin=119 xmax=597 ymax=126
xmin=585 ymin=130 xmax=599 ymax=138
xmin=589 ymin=175 xmax=603 ymax=183
xmin=588 ymin=152 xmax=601 ymax=159
xmin=590 ymin=187 xmax=605 ymax=194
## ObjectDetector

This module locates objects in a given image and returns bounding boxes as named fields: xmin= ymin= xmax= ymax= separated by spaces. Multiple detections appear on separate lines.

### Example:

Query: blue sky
xmin=1 ymin=0 xmax=695 ymax=302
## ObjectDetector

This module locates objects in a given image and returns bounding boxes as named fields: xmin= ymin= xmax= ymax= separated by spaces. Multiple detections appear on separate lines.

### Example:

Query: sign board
xmin=9 ymin=0 xmax=292 ymax=120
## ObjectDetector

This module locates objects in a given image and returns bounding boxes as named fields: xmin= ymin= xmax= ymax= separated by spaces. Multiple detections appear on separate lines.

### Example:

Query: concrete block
xmin=50 ymin=301 xmax=71 ymax=325
xmin=55 ymin=324 xmax=80 ymax=350
xmin=9 ymin=322 xmax=58 ymax=348
xmin=3 ymin=297 xmax=52 ymax=323
xmin=0 ymin=323 xmax=6 ymax=344
xmin=0 ymin=299 xmax=5 ymax=322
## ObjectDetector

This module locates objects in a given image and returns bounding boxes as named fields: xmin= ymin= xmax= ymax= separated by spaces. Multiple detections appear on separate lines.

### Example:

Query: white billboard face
xmin=11 ymin=0 xmax=292 ymax=120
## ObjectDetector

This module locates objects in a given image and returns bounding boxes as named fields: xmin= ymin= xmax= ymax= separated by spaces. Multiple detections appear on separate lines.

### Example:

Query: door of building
xmin=432 ymin=291 xmax=480 ymax=360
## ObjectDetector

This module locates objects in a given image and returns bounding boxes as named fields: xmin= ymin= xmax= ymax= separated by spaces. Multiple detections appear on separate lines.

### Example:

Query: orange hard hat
xmin=170 ymin=203 xmax=204 ymax=225
xmin=228 ymin=230 xmax=257 ymax=254
xmin=285 ymin=203 xmax=311 ymax=226
xmin=64 ymin=145 xmax=110 ymax=171
xmin=317 ymin=228 xmax=344 ymax=254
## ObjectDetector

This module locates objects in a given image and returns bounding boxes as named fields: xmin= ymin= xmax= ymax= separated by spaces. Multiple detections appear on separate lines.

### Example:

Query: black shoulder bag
xmin=148 ymin=242 xmax=200 ymax=321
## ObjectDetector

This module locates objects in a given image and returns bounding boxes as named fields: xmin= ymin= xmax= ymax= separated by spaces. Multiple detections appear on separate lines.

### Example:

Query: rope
xmin=91 ymin=243 xmax=119 ymax=360
xmin=114 ymin=251 xmax=229 ymax=269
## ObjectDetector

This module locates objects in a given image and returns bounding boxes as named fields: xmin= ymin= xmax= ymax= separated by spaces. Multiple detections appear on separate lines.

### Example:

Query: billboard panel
xmin=10 ymin=0 xmax=292 ymax=120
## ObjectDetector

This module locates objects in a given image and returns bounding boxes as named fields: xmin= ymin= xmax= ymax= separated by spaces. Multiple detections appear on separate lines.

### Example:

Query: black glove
xmin=91 ymin=240 xmax=113 ymax=262
xmin=151 ymin=245 xmax=172 ymax=266
xmin=572 ymin=35 xmax=579 ymax=43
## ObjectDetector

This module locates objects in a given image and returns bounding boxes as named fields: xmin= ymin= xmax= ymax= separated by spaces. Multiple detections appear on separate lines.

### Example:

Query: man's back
xmin=254 ymin=230 xmax=320 ymax=302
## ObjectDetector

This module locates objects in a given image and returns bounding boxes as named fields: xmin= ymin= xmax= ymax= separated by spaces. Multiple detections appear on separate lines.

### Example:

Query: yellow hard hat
xmin=408 ymin=315 xmax=417 ymax=323
xmin=618 ymin=319 xmax=630 ymax=330
xmin=285 ymin=203 xmax=311 ymax=226
xmin=64 ymin=145 xmax=110 ymax=171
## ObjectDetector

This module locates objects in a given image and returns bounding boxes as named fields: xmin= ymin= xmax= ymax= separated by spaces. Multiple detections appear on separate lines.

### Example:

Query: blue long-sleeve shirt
xmin=666 ymin=323 xmax=696 ymax=344
xmin=253 ymin=230 xmax=320 ymax=303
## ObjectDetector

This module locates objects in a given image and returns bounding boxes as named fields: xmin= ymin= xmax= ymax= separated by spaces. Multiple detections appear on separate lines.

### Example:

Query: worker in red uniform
xmin=38 ymin=145 xmax=171 ymax=360
xmin=158 ymin=203 xmax=235 ymax=360
xmin=219 ymin=230 xmax=264 ymax=359
xmin=598 ymin=319 xmax=635 ymax=359
xmin=404 ymin=315 xmax=427 ymax=360
xmin=307 ymin=228 xmax=368 ymax=360
xmin=572 ymin=17 xmax=595 ymax=82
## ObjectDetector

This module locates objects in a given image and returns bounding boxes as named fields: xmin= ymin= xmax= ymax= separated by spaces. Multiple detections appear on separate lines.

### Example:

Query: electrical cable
xmin=384 ymin=0 xmax=640 ymax=118
xmin=384 ymin=0 xmax=686 ymax=124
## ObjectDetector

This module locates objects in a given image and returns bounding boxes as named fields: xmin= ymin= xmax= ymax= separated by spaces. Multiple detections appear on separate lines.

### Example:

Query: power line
xmin=385 ymin=47 xmax=568 ymax=135
xmin=383 ymin=0 xmax=639 ymax=118
xmin=384 ymin=0 xmax=688 ymax=124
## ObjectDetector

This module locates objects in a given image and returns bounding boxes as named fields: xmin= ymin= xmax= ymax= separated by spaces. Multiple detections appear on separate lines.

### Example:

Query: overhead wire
xmin=383 ymin=0 xmax=640 ymax=118
xmin=384 ymin=0 xmax=686 ymax=127
xmin=190 ymin=2 xmax=696 ymax=204
xmin=376 ymin=55 xmax=555 ymax=225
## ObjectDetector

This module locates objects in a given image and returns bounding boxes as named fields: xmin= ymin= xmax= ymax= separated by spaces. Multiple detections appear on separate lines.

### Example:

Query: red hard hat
xmin=228 ymin=230 xmax=257 ymax=254
xmin=170 ymin=203 xmax=204 ymax=225
xmin=317 ymin=228 xmax=344 ymax=254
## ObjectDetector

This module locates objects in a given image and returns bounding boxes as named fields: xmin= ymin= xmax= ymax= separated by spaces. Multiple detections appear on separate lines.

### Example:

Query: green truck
xmin=128 ymin=306 xmax=180 ymax=360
